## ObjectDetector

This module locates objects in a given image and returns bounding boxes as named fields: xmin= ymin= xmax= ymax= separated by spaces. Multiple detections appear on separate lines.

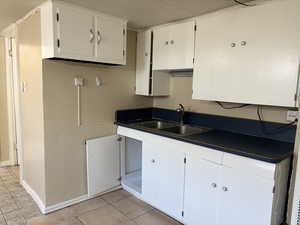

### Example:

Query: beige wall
xmin=42 ymin=31 xmax=152 ymax=206
xmin=18 ymin=11 xmax=46 ymax=203
xmin=0 ymin=38 xmax=10 ymax=161
xmin=154 ymin=76 xmax=289 ymax=123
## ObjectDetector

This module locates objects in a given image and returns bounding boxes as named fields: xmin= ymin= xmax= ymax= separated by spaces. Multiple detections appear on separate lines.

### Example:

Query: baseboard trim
xmin=21 ymin=180 xmax=122 ymax=214
xmin=21 ymin=180 xmax=46 ymax=214
xmin=44 ymin=185 xmax=122 ymax=214
xmin=0 ymin=160 xmax=15 ymax=167
xmin=44 ymin=194 xmax=88 ymax=214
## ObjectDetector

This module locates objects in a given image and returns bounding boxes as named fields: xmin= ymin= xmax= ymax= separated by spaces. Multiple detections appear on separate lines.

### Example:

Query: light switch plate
xmin=287 ymin=110 xmax=298 ymax=122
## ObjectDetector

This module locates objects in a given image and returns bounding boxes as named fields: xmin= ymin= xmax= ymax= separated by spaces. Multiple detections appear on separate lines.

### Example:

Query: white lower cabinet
xmin=184 ymin=149 xmax=285 ymax=225
xmin=117 ymin=127 xmax=289 ymax=225
xmin=184 ymin=155 xmax=221 ymax=225
xmin=142 ymin=138 xmax=185 ymax=221
xmin=217 ymin=165 xmax=274 ymax=225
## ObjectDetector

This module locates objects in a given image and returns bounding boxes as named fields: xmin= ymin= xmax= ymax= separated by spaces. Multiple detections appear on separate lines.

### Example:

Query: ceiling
xmin=0 ymin=0 xmax=252 ymax=31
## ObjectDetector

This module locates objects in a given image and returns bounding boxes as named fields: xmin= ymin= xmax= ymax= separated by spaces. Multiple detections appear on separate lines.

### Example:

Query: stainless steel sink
xmin=162 ymin=125 xmax=211 ymax=136
xmin=138 ymin=120 xmax=177 ymax=129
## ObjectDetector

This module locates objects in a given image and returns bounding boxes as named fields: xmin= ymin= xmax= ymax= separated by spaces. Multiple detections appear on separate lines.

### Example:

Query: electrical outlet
xmin=287 ymin=110 xmax=298 ymax=122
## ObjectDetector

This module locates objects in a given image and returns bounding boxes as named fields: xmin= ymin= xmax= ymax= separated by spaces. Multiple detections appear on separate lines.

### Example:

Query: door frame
xmin=2 ymin=34 xmax=23 ymax=179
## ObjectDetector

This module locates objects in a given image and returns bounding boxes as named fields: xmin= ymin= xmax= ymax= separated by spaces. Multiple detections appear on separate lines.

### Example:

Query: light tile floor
xmin=0 ymin=166 xmax=41 ymax=225
xmin=0 ymin=166 xmax=182 ymax=225
xmin=28 ymin=189 xmax=183 ymax=225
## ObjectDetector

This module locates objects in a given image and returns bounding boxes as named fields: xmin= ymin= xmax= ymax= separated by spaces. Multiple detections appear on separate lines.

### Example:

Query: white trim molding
xmin=21 ymin=180 xmax=46 ymax=214
xmin=0 ymin=160 xmax=15 ymax=167
xmin=22 ymin=179 xmax=121 ymax=215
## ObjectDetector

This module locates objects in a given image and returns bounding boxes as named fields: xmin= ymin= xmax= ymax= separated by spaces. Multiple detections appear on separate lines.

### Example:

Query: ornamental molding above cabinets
xmin=40 ymin=0 xmax=127 ymax=65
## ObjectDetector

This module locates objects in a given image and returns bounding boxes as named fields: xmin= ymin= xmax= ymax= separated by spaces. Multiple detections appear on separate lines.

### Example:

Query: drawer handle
xmin=241 ymin=41 xmax=247 ymax=46
xmin=231 ymin=43 xmax=236 ymax=48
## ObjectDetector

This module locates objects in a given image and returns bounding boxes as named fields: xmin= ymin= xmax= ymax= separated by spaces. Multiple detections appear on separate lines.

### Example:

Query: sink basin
xmin=162 ymin=125 xmax=211 ymax=136
xmin=138 ymin=121 xmax=177 ymax=129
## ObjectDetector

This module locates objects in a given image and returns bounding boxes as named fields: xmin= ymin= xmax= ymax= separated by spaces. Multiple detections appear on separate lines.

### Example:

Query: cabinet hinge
xmin=184 ymin=157 xmax=186 ymax=164
xmin=57 ymin=39 xmax=60 ymax=48
xmin=117 ymin=137 xmax=122 ymax=142
xmin=193 ymin=58 xmax=195 ymax=64
xmin=294 ymin=94 xmax=298 ymax=101
xmin=194 ymin=25 xmax=197 ymax=31
xmin=181 ymin=211 xmax=184 ymax=217
xmin=123 ymin=29 xmax=126 ymax=35
xmin=273 ymin=186 xmax=275 ymax=194
xmin=123 ymin=50 xmax=125 ymax=56
xmin=56 ymin=13 xmax=59 ymax=22
xmin=118 ymin=177 xmax=122 ymax=181
xmin=8 ymin=49 xmax=13 ymax=57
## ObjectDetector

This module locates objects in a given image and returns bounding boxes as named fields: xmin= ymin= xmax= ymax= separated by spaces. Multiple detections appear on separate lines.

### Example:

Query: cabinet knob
xmin=241 ymin=41 xmax=247 ymax=46
xmin=151 ymin=159 xmax=156 ymax=163
xmin=145 ymin=53 xmax=148 ymax=57
xmin=231 ymin=43 xmax=236 ymax=48
xmin=170 ymin=40 xmax=174 ymax=44
xmin=211 ymin=183 xmax=217 ymax=188
xmin=165 ymin=41 xmax=169 ymax=45
xmin=222 ymin=187 xmax=228 ymax=192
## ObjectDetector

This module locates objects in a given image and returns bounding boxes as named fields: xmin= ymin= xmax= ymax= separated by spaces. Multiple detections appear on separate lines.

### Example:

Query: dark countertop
xmin=117 ymin=121 xmax=294 ymax=163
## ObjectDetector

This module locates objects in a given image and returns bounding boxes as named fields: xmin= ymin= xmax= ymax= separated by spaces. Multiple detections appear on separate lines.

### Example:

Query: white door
xmin=56 ymin=3 xmax=95 ymax=61
xmin=142 ymin=138 xmax=185 ymax=220
xmin=193 ymin=0 xmax=300 ymax=107
xmin=217 ymin=165 xmax=274 ymax=225
xmin=152 ymin=26 xmax=170 ymax=70
xmin=96 ymin=15 xmax=125 ymax=65
xmin=168 ymin=21 xmax=195 ymax=70
xmin=136 ymin=30 xmax=152 ymax=95
xmin=184 ymin=152 xmax=221 ymax=225
xmin=86 ymin=135 xmax=121 ymax=197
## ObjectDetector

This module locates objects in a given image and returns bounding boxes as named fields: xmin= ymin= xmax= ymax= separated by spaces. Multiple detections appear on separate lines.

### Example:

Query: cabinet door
xmin=142 ymin=139 xmax=185 ymax=220
xmin=193 ymin=0 xmax=300 ymax=107
xmin=168 ymin=21 xmax=195 ymax=70
xmin=136 ymin=30 xmax=152 ymax=95
xmin=56 ymin=3 xmax=95 ymax=60
xmin=185 ymin=151 xmax=221 ymax=225
xmin=152 ymin=26 xmax=171 ymax=70
xmin=96 ymin=15 xmax=126 ymax=65
xmin=86 ymin=136 xmax=121 ymax=197
xmin=217 ymin=166 xmax=274 ymax=225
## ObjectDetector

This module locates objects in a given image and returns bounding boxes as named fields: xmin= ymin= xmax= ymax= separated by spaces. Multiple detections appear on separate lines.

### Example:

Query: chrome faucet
xmin=176 ymin=104 xmax=185 ymax=125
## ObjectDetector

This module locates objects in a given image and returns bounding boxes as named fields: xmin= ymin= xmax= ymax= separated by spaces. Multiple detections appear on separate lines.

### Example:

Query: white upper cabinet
xmin=96 ymin=15 xmax=126 ymax=65
xmin=55 ymin=4 xmax=95 ymax=61
xmin=41 ymin=0 xmax=127 ymax=65
xmin=153 ymin=20 xmax=195 ymax=70
xmin=135 ymin=30 xmax=170 ymax=96
xmin=192 ymin=0 xmax=300 ymax=107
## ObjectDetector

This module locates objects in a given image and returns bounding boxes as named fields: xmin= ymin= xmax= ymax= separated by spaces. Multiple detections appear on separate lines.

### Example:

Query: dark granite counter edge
xmin=116 ymin=122 xmax=292 ymax=164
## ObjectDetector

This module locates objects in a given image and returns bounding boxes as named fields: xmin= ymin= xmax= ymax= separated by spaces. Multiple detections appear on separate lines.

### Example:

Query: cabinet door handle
xmin=222 ymin=186 xmax=228 ymax=192
xmin=97 ymin=31 xmax=102 ymax=44
xmin=90 ymin=29 xmax=95 ymax=43
xmin=211 ymin=183 xmax=217 ymax=188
